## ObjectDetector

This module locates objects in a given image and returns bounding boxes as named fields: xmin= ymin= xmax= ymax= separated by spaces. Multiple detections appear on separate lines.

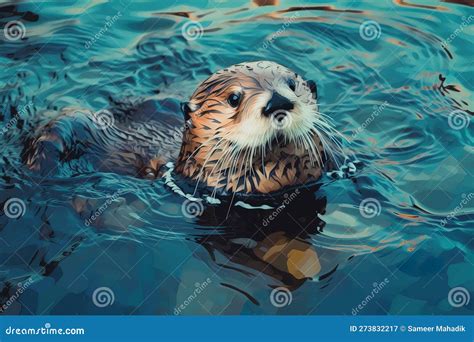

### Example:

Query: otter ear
xmin=181 ymin=102 xmax=195 ymax=121
xmin=307 ymin=80 xmax=317 ymax=99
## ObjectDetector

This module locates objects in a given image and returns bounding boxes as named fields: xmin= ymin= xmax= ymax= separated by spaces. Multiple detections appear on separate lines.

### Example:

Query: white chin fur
xmin=227 ymin=78 xmax=318 ymax=150
xmin=230 ymin=103 xmax=318 ymax=150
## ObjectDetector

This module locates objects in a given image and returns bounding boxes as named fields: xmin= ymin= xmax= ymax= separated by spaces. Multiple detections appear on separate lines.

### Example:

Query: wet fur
xmin=176 ymin=61 xmax=334 ymax=194
xmin=25 ymin=61 xmax=341 ymax=195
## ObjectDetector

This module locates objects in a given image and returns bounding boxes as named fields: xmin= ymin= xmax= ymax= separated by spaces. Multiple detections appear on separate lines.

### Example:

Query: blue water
xmin=0 ymin=0 xmax=473 ymax=315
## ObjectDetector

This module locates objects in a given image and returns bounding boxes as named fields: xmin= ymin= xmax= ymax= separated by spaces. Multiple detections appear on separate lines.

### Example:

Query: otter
xmin=24 ymin=61 xmax=341 ymax=195
xmin=18 ymin=62 xmax=345 ymax=311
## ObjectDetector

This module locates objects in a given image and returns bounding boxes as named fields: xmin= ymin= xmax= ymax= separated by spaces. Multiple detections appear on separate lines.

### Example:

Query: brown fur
xmin=176 ymin=61 xmax=326 ymax=194
xmin=26 ymin=62 xmax=329 ymax=195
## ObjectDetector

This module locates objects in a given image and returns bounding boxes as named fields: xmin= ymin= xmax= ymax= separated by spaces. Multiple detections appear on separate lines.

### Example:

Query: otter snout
xmin=262 ymin=92 xmax=294 ymax=117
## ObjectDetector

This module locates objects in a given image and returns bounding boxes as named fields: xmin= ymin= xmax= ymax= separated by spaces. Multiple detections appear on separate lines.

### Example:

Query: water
xmin=0 ymin=0 xmax=473 ymax=315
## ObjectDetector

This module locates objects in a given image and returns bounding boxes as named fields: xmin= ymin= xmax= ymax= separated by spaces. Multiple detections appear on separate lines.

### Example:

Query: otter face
xmin=181 ymin=61 xmax=318 ymax=149
xmin=177 ymin=61 xmax=336 ymax=194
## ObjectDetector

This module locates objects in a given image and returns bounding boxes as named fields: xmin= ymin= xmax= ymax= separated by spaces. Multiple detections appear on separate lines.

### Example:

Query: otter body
xmin=24 ymin=101 xmax=182 ymax=179
xmin=26 ymin=61 xmax=337 ymax=195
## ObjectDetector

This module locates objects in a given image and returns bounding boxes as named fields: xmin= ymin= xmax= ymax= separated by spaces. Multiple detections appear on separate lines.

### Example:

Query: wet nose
xmin=262 ymin=92 xmax=294 ymax=117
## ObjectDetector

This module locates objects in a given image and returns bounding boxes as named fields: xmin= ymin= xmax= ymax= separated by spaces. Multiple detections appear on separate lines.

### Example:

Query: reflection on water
xmin=0 ymin=0 xmax=473 ymax=315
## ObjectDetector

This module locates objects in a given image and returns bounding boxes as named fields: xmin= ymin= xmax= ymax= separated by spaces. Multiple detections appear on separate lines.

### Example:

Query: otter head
xmin=176 ymin=61 xmax=338 ymax=194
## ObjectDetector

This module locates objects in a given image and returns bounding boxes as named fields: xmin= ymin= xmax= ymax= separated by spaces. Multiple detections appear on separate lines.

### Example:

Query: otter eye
xmin=227 ymin=92 xmax=242 ymax=108
xmin=288 ymin=79 xmax=296 ymax=92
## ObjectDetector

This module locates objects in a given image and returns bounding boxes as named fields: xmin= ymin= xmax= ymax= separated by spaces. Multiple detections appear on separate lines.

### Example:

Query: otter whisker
xmin=235 ymin=146 xmax=250 ymax=192
xmin=302 ymin=132 xmax=321 ymax=167
xmin=311 ymin=125 xmax=343 ymax=168
xmin=204 ymin=134 xmax=234 ymax=178
xmin=246 ymin=145 xmax=258 ymax=181
xmin=212 ymin=139 xmax=243 ymax=195
xmin=215 ymin=141 xmax=238 ymax=186
xmin=309 ymin=110 xmax=347 ymax=168
xmin=230 ymin=147 xmax=245 ymax=193
xmin=245 ymin=146 xmax=256 ymax=190
xmin=185 ymin=133 xmax=221 ymax=163
xmin=249 ymin=145 xmax=257 ymax=177
xmin=203 ymin=131 xmax=235 ymax=164
xmin=300 ymin=134 xmax=315 ymax=167
xmin=315 ymin=124 xmax=345 ymax=156
xmin=242 ymin=146 xmax=253 ymax=189
xmin=210 ymin=142 xmax=236 ymax=198
xmin=207 ymin=143 xmax=229 ymax=184
xmin=314 ymin=111 xmax=348 ymax=143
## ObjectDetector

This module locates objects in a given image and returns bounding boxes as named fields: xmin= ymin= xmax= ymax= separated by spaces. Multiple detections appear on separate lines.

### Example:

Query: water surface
xmin=0 ymin=0 xmax=473 ymax=315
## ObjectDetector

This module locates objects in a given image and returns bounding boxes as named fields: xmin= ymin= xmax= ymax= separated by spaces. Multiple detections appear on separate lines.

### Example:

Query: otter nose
xmin=262 ymin=92 xmax=294 ymax=117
